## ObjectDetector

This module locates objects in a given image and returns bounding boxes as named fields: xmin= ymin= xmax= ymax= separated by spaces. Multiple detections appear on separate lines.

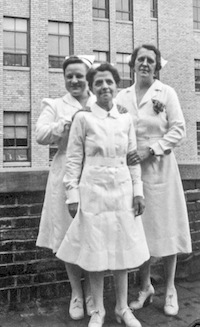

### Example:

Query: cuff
xmin=66 ymin=188 xmax=80 ymax=204
xmin=133 ymin=181 xmax=144 ymax=197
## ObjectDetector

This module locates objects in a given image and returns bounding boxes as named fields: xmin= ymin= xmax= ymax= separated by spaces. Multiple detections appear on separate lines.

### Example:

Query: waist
xmin=85 ymin=156 xmax=127 ymax=167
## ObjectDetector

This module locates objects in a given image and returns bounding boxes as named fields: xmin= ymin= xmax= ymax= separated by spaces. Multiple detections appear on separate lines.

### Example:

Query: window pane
xmin=16 ymin=113 xmax=28 ymax=125
xmin=123 ymin=0 xmax=129 ymax=11
xmin=4 ymin=31 xmax=15 ymax=51
xmin=3 ymin=17 xmax=15 ymax=30
xmin=48 ymin=22 xmax=58 ymax=34
xmin=16 ymin=19 xmax=27 ymax=32
xmin=4 ymin=149 xmax=16 ymax=161
xmin=16 ymin=33 xmax=27 ymax=53
xmin=4 ymin=113 xmax=15 ymax=125
xmin=116 ymin=0 xmax=122 ymax=11
xmin=4 ymin=139 xmax=15 ymax=147
xmin=93 ymin=0 xmax=98 ymax=7
xmin=16 ymin=149 xmax=28 ymax=161
xmin=59 ymin=23 xmax=69 ymax=35
xmin=16 ymin=127 xmax=27 ymax=138
xmin=4 ymin=127 xmax=15 ymax=138
xmin=49 ymin=35 xmax=59 ymax=55
xmin=98 ymin=9 xmax=106 ymax=18
xmin=59 ymin=36 xmax=69 ymax=56
xmin=122 ymin=12 xmax=129 ymax=20
xmin=99 ymin=0 xmax=106 ymax=9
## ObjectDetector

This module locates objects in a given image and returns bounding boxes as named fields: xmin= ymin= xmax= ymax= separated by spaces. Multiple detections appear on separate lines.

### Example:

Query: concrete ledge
xmin=179 ymin=164 xmax=200 ymax=180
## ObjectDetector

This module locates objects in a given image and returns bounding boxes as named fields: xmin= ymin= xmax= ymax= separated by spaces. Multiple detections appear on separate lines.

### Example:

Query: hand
xmin=133 ymin=196 xmax=145 ymax=216
xmin=68 ymin=203 xmax=78 ymax=218
xmin=127 ymin=150 xmax=141 ymax=166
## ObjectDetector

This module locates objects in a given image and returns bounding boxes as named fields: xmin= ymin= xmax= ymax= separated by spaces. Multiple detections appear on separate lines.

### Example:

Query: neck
xmin=97 ymin=101 xmax=113 ymax=111
xmin=136 ymin=77 xmax=154 ymax=90
xmin=75 ymin=91 xmax=89 ymax=106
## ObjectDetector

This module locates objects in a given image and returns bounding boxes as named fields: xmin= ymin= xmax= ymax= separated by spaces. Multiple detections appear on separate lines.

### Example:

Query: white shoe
xmin=115 ymin=307 xmax=142 ymax=327
xmin=86 ymin=295 xmax=95 ymax=316
xmin=88 ymin=310 xmax=105 ymax=327
xmin=129 ymin=284 xmax=155 ymax=310
xmin=164 ymin=288 xmax=179 ymax=316
xmin=69 ymin=297 xmax=84 ymax=320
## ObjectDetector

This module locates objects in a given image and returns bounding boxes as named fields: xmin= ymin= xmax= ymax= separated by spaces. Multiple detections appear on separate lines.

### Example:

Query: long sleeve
xmin=36 ymin=98 xmax=72 ymax=145
xmin=127 ymin=116 xmax=143 ymax=197
xmin=63 ymin=113 xmax=85 ymax=204
xmin=151 ymin=86 xmax=186 ymax=155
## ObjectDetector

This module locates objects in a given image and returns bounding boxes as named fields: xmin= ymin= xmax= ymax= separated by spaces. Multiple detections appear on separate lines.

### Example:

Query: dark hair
xmin=62 ymin=56 xmax=88 ymax=74
xmin=86 ymin=62 xmax=121 ymax=90
xmin=129 ymin=44 xmax=162 ymax=73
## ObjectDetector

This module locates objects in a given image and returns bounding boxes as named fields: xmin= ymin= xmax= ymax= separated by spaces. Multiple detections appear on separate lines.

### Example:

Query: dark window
xmin=150 ymin=0 xmax=158 ymax=18
xmin=116 ymin=0 xmax=132 ymax=21
xmin=49 ymin=21 xmax=71 ymax=68
xmin=197 ymin=122 xmax=200 ymax=156
xmin=193 ymin=0 xmax=200 ymax=29
xmin=3 ymin=112 xmax=30 ymax=162
xmin=3 ymin=17 xmax=29 ymax=67
xmin=116 ymin=53 xmax=132 ymax=88
xmin=195 ymin=59 xmax=200 ymax=92
xmin=93 ymin=51 xmax=109 ymax=64
xmin=93 ymin=0 xmax=109 ymax=19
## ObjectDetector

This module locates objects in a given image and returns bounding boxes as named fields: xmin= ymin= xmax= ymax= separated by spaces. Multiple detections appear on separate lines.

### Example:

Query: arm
xmin=151 ymin=86 xmax=186 ymax=155
xmin=127 ymin=116 xmax=145 ymax=216
xmin=63 ymin=113 xmax=85 ymax=207
xmin=36 ymin=98 xmax=71 ymax=145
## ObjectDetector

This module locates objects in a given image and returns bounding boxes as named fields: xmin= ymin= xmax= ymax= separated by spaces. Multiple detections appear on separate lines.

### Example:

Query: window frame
xmin=3 ymin=112 xmax=31 ymax=164
xmin=3 ymin=17 xmax=29 ymax=67
xmin=93 ymin=50 xmax=109 ymax=64
xmin=48 ymin=21 xmax=72 ymax=69
xmin=197 ymin=122 xmax=200 ymax=156
xmin=116 ymin=52 xmax=133 ymax=89
xmin=93 ymin=0 xmax=109 ymax=19
xmin=116 ymin=0 xmax=133 ymax=21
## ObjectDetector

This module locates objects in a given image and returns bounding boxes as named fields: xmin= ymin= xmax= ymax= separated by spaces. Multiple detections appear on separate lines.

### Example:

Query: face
xmin=64 ymin=63 xmax=88 ymax=98
xmin=134 ymin=47 xmax=157 ymax=80
xmin=92 ymin=71 xmax=117 ymax=110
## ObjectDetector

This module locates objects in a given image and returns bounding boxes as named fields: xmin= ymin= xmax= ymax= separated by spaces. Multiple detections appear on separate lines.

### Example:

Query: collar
xmin=91 ymin=102 xmax=120 ymax=119
xmin=62 ymin=91 xmax=96 ymax=109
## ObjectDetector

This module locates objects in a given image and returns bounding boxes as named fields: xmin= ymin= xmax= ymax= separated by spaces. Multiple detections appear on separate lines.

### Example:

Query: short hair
xmin=86 ymin=62 xmax=121 ymax=90
xmin=129 ymin=44 xmax=162 ymax=73
xmin=62 ymin=56 xmax=88 ymax=74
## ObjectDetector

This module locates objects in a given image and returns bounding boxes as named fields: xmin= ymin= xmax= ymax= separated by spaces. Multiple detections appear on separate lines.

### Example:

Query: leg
xmin=163 ymin=254 xmax=177 ymax=292
xmin=88 ymin=271 xmax=105 ymax=327
xmin=163 ymin=254 xmax=179 ymax=316
xmin=83 ymin=270 xmax=94 ymax=316
xmin=129 ymin=259 xmax=155 ymax=310
xmin=113 ymin=270 xmax=142 ymax=327
xmin=65 ymin=262 xmax=84 ymax=320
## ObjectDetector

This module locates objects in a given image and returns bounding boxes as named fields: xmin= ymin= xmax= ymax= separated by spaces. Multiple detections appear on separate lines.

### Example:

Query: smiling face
xmin=92 ymin=71 xmax=117 ymax=111
xmin=64 ymin=63 xmax=88 ymax=99
xmin=134 ymin=47 xmax=157 ymax=82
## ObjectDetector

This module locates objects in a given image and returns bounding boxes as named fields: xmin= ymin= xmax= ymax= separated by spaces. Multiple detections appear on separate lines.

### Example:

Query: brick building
xmin=0 ymin=0 xmax=200 ymax=304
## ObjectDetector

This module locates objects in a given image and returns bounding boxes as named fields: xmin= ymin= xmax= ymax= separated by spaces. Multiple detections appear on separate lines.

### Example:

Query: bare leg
xmin=65 ymin=262 xmax=83 ymax=299
xmin=163 ymin=254 xmax=177 ymax=292
xmin=113 ymin=270 xmax=128 ymax=309
xmin=89 ymin=271 xmax=105 ymax=313
xmin=83 ymin=271 xmax=91 ymax=298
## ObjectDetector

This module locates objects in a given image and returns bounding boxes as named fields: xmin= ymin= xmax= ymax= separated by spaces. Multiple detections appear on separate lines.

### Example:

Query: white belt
xmin=85 ymin=156 xmax=126 ymax=167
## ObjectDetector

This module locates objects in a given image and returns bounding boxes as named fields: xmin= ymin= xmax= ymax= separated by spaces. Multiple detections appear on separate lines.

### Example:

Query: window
xmin=93 ymin=51 xmax=109 ymax=64
xmin=3 ymin=112 xmax=30 ymax=163
xmin=93 ymin=0 xmax=109 ymax=19
xmin=150 ymin=0 xmax=158 ymax=18
xmin=116 ymin=0 xmax=132 ymax=21
xmin=116 ymin=53 xmax=132 ymax=88
xmin=48 ymin=21 xmax=71 ymax=69
xmin=193 ymin=0 xmax=200 ymax=29
xmin=3 ymin=17 xmax=29 ymax=67
xmin=195 ymin=59 xmax=200 ymax=92
xmin=197 ymin=122 xmax=200 ymax=156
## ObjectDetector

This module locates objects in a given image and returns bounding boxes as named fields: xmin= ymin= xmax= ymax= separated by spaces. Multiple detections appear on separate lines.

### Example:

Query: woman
xmin=36 ymin=55 xmax=96 ymax=320
xmin=56 ymin=63 xmax=150 ymax=327
xmin=116 ymin=44 xmax=192 ymax=316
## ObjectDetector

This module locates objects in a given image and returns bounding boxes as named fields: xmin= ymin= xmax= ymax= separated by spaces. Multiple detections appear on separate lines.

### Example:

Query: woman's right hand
xmin=127 ymin=150 xmax=141 ymax=165
xmin=68 ymin=203 xmax=78 ymax=218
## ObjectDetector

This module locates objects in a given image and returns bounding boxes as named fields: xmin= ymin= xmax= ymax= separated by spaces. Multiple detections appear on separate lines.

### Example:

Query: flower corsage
xmin=152 ymin=99 xmax=165 ymax=114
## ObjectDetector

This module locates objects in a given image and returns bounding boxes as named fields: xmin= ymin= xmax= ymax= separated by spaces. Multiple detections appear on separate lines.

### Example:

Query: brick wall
xmin=0 ymin=167 xmax=200 ymax=304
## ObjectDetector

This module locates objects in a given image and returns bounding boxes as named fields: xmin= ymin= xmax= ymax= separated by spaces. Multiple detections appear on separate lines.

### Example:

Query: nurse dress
xmin=56 ymin=103 xmax=150 ymax=272
xmin=36 ymin=92 xmax=95 ymax=253
xmin=116 ymin=79 xmax=192 ymax=257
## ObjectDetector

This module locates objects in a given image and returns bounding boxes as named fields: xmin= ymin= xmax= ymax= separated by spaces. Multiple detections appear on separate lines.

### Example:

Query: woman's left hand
xmin=133 ymin=196 xmax=145 ymax=216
